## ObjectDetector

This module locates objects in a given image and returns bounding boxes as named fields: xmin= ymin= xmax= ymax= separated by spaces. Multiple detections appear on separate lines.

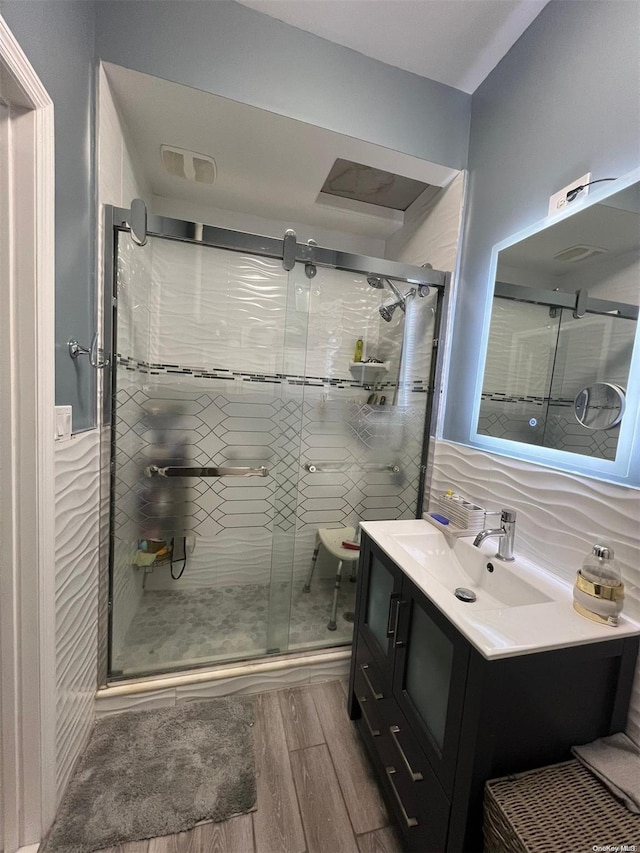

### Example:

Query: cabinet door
xmin=358 ymin=536 xmax=404 ymax=670
xmin=392 ymin=578 xmax=470 ymax=794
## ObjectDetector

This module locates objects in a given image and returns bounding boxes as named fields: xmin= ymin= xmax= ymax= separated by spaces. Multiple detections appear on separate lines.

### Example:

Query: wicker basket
xmin=484 ymin=760 xmax=640 ymax=853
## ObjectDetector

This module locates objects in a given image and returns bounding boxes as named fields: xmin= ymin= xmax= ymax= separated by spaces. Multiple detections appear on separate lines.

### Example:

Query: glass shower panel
xmin=287 ymin=270 xmax=437 ymax=651
xmin=109 ymin=233 xmax=305 ymax=677
xmin=264 ymin=263 xmax=310 ymax=654
xmin=478 ymin=298 xmax=561 ymax=445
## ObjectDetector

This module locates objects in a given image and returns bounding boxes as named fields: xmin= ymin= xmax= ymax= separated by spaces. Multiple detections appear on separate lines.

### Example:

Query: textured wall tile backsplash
xmin=54 ymin=432 xmax=100 ymax=802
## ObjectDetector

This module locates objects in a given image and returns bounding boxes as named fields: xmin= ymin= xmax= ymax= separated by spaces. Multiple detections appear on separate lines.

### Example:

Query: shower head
xmin=378 ymin=288 xmax=417 ymax=322
xmin=379 ymin=300 xmax=401 ymax=322
xmin=368 ymin=275 xmax=416 ymax=321
xmin=367 ymin=275 xmax=386 ymax=289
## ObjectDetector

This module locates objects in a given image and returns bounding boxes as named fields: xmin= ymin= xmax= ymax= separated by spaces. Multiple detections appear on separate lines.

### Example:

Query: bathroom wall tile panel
xmin=426 ymin=439 xmax=495 ymax=512
xmin=386 ymin=172 xmax=465 ymax=273
xmin=430 ymin=439 xmax=640 ymax=745
xmin=219 ymin=432 xmax=276 ymax=448
xmin=300 ymin=510 xmax=350 ymax=525
xmin=304 ymin=268 xmax=395 ymax=379
xmin=54 ymin=431 xmax=101 ymax=803
xmin=218 ymin=485 xmax=273 ymax=501
xmin=98 ymin=424 xmax=112 ymax=681
xmin=95 ymin=688 xmax=177 ymax=718
xmin=97 ymin=66 xmax=123 ymax=213
xmin=219 ymin=513 xmax=273 ymax=528
xmin=111 ymin=535 xmax=143 ymax=664
xmin=362 ymin=496 xmax=404 ymax=510
xmin=122 ymin=136 xmax=152 ymax=209
xmin=144 ymin=528 xmax=273 ymax=591
xmin=149 ymin=241 xmax=289 ymax=374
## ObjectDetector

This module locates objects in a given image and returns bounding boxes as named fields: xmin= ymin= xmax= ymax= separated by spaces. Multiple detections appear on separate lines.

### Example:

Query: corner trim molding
xmin=0 ymin=13 xmax=56 ymax=850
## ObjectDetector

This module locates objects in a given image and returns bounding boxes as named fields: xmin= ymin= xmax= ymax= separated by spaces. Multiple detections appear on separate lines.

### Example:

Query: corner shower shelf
xmin=348 ymin=361 xmax=389 ymax=387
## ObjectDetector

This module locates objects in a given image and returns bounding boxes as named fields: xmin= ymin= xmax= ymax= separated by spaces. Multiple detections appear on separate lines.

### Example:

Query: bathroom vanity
xmin=347 ymin=520 xmax=640 ymax=852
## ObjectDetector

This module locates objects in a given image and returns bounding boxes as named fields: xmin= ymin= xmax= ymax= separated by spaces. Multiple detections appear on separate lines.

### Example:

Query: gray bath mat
xmin=43 ymin=697 xmax=256 ymax=853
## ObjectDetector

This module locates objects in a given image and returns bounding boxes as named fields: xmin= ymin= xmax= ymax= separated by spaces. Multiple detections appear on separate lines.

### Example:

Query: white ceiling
xmin=105 ymin=63 xmax=459 ymax=240
xmin=235 ymin=0 xmax=549 ymax=94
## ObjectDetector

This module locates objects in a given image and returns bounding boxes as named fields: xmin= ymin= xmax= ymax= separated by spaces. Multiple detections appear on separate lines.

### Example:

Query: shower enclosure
xmin=104 ymin=204 xmax=449 ymax=680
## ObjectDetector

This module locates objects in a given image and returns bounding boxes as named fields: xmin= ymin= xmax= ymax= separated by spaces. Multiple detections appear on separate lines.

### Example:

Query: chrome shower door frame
xmin=99 ymin=203 xmax=451 ymax=685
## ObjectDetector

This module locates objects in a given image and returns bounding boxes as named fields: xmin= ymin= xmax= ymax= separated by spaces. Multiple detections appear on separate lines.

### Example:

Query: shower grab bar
xmin=304 ymin=462 xmax=400 ymax=474
xmin=144 ymin=465 xmax=269 ymax=479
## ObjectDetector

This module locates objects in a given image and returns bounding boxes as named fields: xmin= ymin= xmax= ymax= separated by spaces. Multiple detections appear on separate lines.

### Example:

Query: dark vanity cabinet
xmin=348 ymin=533 xmax=639 ymax=852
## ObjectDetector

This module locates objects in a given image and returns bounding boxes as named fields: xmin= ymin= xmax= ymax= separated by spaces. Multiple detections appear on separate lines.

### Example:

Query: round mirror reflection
xmin=574 ymin=383 xmax=626 ymax=430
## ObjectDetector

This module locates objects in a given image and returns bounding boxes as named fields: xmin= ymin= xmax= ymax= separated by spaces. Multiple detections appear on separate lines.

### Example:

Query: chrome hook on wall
xmin=67 ymin=333 xmax=109 ymax=369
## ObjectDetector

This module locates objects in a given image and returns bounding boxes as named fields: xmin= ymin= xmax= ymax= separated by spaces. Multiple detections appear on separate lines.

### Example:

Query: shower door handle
xmin=144 ymin=465 xmax=269 ymax=478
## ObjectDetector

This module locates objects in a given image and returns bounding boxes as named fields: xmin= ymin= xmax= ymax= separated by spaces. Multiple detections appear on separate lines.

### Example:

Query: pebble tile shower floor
xmin=112 ymin=578 xmax=356 ymax=675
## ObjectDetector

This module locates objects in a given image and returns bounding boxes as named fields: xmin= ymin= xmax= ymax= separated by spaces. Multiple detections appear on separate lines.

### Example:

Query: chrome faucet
xmin=473 ymin=509 xmax=517 ymax=562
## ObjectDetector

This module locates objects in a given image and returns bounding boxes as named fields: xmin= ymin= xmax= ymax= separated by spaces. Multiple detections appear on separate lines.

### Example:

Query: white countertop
xmin=361 ymin=519 xmax=640 ymax=660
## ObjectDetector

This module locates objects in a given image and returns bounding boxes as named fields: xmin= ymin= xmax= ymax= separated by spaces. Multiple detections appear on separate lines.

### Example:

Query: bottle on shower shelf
xmin=353 ymin=337 xmax=363 ymax=362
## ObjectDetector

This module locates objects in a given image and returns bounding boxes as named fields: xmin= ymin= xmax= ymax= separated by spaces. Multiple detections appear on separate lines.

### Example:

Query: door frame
xmin=0 ymin=14 xmax=56 ymax=850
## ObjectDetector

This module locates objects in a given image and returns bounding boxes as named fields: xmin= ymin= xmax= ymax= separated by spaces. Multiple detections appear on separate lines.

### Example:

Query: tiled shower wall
xmin=479 ymin=247 xmax=638 ymax=458
xmin=111 ymin=234 xmax=435 ymax=657
xmin=427 ymin=439 xmax=640 ymax=747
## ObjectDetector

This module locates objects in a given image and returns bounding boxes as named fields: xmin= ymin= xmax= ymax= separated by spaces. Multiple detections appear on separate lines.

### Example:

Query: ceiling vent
xmin=553 ymin=244 xmax=608 ymax=263
xmin=320 ymin=158 xmax=430 ymax=211
xmin=160 ymin=145 xmax=216 ymax=184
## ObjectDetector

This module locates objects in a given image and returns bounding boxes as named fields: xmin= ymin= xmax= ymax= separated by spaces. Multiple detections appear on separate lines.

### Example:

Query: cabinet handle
xmin=385 ymin=767 xmax=418 ymax=828
xmin=393 ymin=600 xmax=408 ymax=647
xmin=359 ymin=696 xmax=380 ymax=737
xmin=389 ymin=725 xmax=423 ymax=781
xmin=386 ymin=593 xmax=401 ymax=637
xmin=360 ymin=664 xmax=383 ymax=700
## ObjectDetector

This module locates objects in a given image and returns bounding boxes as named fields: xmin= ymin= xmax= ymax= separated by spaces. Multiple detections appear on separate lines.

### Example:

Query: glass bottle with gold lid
xmin=573 ymin=544 xmax=624 ymax=626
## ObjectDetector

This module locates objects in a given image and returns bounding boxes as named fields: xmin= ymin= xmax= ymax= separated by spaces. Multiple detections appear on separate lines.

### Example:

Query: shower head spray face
xmin=379 ymin=300 xmax=400 ymax=322
xmin=367 ymin=275 xmax=385 ymax=289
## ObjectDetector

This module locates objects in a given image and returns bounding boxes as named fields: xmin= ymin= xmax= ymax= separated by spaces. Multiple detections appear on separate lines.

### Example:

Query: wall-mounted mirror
xmin=472 ymin=171 xmax=640 ymax=483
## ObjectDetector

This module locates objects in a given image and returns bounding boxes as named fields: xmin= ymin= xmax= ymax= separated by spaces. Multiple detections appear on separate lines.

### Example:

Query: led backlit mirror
xmin=476 ymin=179 xmax=639 ymax=463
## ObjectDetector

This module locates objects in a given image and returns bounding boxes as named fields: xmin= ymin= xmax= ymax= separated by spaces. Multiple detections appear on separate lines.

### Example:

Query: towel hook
xmin=67 ymin=333 xmax=109 ymax=369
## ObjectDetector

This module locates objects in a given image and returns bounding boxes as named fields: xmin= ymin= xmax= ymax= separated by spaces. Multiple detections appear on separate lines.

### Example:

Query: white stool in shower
xmin=303 ymin=526 xmax=359 ymax=631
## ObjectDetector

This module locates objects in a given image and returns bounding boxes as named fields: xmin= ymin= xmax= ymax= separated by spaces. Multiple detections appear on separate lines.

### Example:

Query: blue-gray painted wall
xmin=1 ymin=0 xmax=470 ymax=432
xmin=6 ymin=0 xmax=636 ymax=442
xmin=93 ymin=0 xmax=470 ymax=170
xmin=0 ymin=0 xmax=97 ymax=431
xmin=444 ymin=0 xmax=640 ymax=445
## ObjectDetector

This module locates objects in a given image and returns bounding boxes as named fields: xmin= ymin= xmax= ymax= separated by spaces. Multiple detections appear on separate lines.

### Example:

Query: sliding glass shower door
xmin=106 ymin=212 xmax=445 ymax=680
xmin=109 ymin=231 xmax=308 ymax=676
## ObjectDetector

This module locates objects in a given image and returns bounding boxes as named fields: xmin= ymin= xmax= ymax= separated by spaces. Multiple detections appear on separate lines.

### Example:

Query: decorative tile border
xmin=480 ymin=392 xmax=575 ymax=406
xmin=117 ymin=355 xmax=429 ymax=393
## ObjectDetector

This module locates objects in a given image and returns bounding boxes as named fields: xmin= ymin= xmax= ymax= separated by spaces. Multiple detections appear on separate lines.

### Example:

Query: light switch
xmin=55 ymin=406 xmax=72 ymax=441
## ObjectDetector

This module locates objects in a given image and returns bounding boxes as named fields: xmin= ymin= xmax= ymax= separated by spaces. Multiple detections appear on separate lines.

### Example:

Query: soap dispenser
xmin=573 ymin=544 xmax=624 ymax=626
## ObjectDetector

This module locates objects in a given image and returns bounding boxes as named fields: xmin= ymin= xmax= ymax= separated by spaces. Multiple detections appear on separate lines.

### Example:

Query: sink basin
xmin=360 ymin=518 xmax=640 ymax=660
xmin=390 ymin=532 xmax=551 ymax=609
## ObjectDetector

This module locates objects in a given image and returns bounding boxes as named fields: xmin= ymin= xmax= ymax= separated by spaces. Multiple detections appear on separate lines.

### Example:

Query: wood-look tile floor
xmin=98 ymin=680 xmax=403 ymax=853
